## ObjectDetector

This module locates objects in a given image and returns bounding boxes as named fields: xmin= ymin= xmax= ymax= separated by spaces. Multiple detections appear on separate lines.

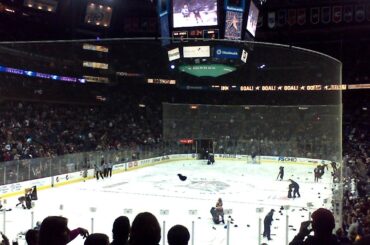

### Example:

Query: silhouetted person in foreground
xmin=25 ymin=229 xmax=39 ymax=245
xmin=167 ymin=224 xmax=190 ymax=245
xmin=289 ymin=208 xmax=339 ymax=245
xmin=111 ymin=216 xmax=130 ymax=245
xmin=129 ymin=212 xmax=161 ymax=245
xmin=85 ymin=233 xmax=109 ymax=245
xmin=39 ymin=216 xmax=89 ymax=245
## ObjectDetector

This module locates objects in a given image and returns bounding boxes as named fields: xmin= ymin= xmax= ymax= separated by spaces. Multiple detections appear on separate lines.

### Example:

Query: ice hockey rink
xmin=1 ymin=159 xmax=334 ymax=245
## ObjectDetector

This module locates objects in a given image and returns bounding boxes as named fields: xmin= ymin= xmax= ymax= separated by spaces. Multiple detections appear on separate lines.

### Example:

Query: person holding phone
xmin=289 ymin=208 xmax=339 ymax=245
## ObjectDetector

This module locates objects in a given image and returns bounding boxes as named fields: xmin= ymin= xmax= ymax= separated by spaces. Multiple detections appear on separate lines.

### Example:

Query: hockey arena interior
xmin=0 ymin=0 xmax=369 ymax=245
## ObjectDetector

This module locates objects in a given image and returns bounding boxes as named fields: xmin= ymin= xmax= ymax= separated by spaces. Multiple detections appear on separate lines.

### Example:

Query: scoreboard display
xmin=172 ymin=0 xmax=218 ymax=28
xmin=157 ymin=0 xmax=260 ymax=42
xmin=203 ymin=29 xmax=219 ymax=39
xmin=172 ymin=30 xmax=189 ymax=40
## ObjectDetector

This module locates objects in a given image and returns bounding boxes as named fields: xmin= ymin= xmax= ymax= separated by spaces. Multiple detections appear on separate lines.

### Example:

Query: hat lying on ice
xmin=177 ymin=174 xmax=187 ymax=181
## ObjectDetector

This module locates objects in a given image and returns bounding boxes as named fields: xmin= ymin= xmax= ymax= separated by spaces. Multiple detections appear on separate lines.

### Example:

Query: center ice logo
xmin=188 ymin=180 xmax=229 ymax=193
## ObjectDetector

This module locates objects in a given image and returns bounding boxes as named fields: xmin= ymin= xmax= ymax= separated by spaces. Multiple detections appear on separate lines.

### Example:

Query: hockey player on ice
xmin=314 ymin=166 xmax=320 ymax=182
xmin=276 ymin=166 xmax=284 ymax=180
xmin=263 ymin=209 xmax=275 ymax=241
xmin=181 ymin=4 xmax=190 ymax=18
xmin=288 ymin=179 xmax=301 ymax=198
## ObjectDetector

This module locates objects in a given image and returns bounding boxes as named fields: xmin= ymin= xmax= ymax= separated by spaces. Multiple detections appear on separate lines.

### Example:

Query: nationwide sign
xmin=214 ymin=46 xmax=239 ymax=59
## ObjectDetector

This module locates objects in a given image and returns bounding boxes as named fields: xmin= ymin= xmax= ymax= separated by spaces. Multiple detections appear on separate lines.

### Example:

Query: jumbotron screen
xmin=172 ymin=0 xmax=218 ymax=28
xmin=246 ymin=0 xmax=259 ymax=37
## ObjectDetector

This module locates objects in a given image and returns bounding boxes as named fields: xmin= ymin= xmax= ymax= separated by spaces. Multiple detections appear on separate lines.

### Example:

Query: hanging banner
xmin=268 ymin=12 xmax=276 ymax=28
xmin=332 ymin=6 xmax=342 ymax=23
xmin=321 ymin=6 xmax=331 ymax=24
xmin=297 ymin=8 xmax=306 ymax=25
xmin=355 ymin=5 xmax=365 ymax=23
xmin=257 ymin=14 xmax=263 ymax=28
xmin=343 ymin=5 xmax=353 ymax=23
xmin=277 ymin=9 xmax=287 ymax=27
xmin=287 ymin=9 xmax=297 ymax=26
xmin=310 ymin=7 xmax=320 ymax=24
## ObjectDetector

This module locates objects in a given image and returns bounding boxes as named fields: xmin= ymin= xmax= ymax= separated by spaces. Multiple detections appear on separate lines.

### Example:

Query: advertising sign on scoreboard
xmin=168 ymin=48 xmax=180 ymax=61
xmin=183 ymin=46 xmax=210 ymax=58
xmin=246 ymin=0 xmax=259 ymax=37
xmin=224 ymin=11 xmax=243 ymax=40
xmin=241 ymin=49 xmax=248 ymax=63
xmin=225 ymin=0 xmax=245 ymax=12
xmin=214 ymin=46 xmax=239 ymax=59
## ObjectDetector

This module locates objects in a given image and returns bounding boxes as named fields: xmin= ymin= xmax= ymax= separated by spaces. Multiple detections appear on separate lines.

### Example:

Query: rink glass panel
xmin=163 ymin=104 xmax=341 ymax=161
xmin=0 ymin=38 xmax=342 ymax=226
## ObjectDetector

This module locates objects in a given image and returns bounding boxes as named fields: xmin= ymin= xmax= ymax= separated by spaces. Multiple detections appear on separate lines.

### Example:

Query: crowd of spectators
xmin=0 ymin=80 xmax=344 ymax=165
xmin=340 ymin=99 xmax=370 ymax=243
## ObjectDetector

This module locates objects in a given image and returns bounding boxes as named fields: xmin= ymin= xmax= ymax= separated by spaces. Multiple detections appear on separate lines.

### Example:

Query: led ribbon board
xmin=179 ymin=64 xmax=236 ymax=77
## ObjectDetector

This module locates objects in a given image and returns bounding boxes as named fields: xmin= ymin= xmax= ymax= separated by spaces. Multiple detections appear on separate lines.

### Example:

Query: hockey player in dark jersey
xmin=314 ymin=167 xmax=320 ymax=182
xmin=288 ymin=179 xmax=301 ymax=198
xmin=263 ymin=209 xmax=275 ymax=240
xmin=16 ymin=187 xmax=34 ymax=209
xmin=276 ymin=166 xmax=284 ymax=180
xmin=330 ymin=161 xmax=337 ymax=172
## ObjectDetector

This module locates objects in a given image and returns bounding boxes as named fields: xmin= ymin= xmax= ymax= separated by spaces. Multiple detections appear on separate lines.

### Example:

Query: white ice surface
xmin=2 ymin=160 xmax=333 ymax=245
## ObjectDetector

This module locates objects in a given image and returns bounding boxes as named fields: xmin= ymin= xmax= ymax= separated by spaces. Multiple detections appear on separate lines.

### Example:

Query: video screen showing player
xmin=246 ymin=0 xmax=259 ymax=37
xmin=224 ymin=11 xmax=243 ymax=40
xmin=172 ymin=0 xmax=218 ymax=28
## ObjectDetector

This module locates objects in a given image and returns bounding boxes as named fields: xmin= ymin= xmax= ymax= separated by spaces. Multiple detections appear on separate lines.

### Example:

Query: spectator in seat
xmin=289 ymin=208 xmax=339 ymax=245
xmin=0 ymin=232 xmax=9 ymax=245
xmin=85 ymin=233 xmax=110 ymax=245
xmin=25 ymin=229 xmax=39 ymax=245
xmin=39 ymin=216 xmax=89 ymax=245
xmin=167 ymin=224 xmax=190 ymax=245
xmin=111 ymin=216 xmax=130 ymax=245
xmin=129 ymin=212 xmax=161 ymax=245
